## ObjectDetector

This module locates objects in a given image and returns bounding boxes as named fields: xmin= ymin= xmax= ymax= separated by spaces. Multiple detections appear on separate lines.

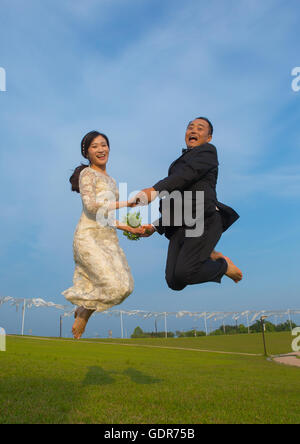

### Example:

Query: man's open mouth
xmin=189 ymin=136 xmax=198 ymax=142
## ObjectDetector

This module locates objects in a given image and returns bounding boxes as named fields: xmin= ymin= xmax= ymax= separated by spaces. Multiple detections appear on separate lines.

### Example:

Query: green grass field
xmin=0 ymin=332 xmax=299 ymax=424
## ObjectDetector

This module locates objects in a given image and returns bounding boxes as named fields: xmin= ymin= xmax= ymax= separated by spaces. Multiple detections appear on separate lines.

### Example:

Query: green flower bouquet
xmin=122 ymin=211 xmax=143 ymax=241
xmin=122 ymin=211 xmax=152 ymax=241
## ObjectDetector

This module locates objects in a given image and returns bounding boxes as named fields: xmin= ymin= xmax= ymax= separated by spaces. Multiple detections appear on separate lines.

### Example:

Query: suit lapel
xmin=168 ymin=150 xmax=189 ymax=175
xmin=168 ymin=144 xmax=209 ymax=175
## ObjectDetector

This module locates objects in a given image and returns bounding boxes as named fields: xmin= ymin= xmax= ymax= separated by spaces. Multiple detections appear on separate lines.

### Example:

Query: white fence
xmin=1 ymin=296 xmax=300 ymax=338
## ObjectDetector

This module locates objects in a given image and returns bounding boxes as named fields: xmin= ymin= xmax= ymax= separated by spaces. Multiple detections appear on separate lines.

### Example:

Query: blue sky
xmin=0 ymin=0 xmax=300 ymax=337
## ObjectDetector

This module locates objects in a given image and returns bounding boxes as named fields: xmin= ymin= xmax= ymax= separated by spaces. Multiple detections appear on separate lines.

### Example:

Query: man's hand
xmin=128 ymin=187 xmax=158 ymax=207
xmin=138 ymin=224 xmax=156 ymax=237
xmin=128 ymin=226 xmax=147 ymax=235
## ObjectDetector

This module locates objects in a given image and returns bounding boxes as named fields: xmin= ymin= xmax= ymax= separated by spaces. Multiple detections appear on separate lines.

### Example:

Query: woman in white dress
xmin=62 ymin=131 xmax=145 ymax=339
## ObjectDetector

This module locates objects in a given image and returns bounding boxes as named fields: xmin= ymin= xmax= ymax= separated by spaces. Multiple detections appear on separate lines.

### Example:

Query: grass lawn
xmin=81 ymin=331 xmax=295 ymax=356
xmin=0 ymin=333 xmax=299 ymax=424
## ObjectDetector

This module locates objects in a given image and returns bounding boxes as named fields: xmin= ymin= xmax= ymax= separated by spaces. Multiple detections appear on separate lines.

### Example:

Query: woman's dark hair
xmin=69 ymin=131 xmax=110 ymax=193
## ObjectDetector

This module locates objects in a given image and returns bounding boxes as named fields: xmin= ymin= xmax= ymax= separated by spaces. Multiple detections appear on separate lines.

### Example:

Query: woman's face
xmin=87 ymin=135 xmax=110 ymax=167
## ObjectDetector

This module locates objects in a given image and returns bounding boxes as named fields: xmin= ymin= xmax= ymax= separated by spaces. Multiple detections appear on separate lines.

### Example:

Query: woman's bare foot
xmin=224 ymin=256 xmax=243 ymax=283
xmin=72 ymin=316 xmax=88 ymax=339
xmin=211 ymin=250 xmax=225 ymax=261
xmin=72 ymin=307 xmax=95 ymax=339
xmin=74 ymin=306 xmax=84 ymax=319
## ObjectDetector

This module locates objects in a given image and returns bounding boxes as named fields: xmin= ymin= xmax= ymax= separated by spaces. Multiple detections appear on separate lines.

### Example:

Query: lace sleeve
xmin=79 ymin=168 xmax=111 ymax=216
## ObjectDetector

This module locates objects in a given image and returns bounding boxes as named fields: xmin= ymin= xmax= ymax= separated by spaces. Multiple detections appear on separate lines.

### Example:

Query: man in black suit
xmin=132 ymin=117 xmax=243 ymax=290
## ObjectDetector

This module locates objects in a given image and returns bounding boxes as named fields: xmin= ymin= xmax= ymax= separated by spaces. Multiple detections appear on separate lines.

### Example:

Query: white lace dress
xmin=62 ymin=166 xmax=134 ymax=312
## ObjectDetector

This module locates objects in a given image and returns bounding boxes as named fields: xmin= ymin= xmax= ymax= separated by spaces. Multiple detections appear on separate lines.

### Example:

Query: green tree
xmin=131 ymin=327 xmax=175 ymax=338
xmin=131 ymin=326 xmax=144 ymax=338
xmin=176 ymin=330 xmax=205 ymax=337
xmin=210 ymin=324 xmax=248 ymax=336
xmin=249 ymin=320 xmax=277 ymax=333
xmin=275 ymin=321 xmax=297 ymax=332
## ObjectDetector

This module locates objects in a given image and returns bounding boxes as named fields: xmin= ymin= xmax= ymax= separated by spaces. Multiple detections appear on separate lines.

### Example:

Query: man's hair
xmin=194 ymin=117 xmax=214 ymax=136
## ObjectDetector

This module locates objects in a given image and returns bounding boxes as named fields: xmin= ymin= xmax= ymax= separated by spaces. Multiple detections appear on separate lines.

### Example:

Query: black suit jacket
xmin=152 ymin=143 xmax=239 ymax=240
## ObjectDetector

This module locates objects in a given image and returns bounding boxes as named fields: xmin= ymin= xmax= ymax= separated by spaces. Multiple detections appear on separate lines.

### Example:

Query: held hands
xmin=129 ymin=224 xmax=156 ymax=237
xmin=127 ymin=226 xmax=145 ymax=235
xmin=128 ymin=187 xmax=158 ymax=207
xmin=121 ymin=192 xmax=157 ymax=239
xmin=139 ymin=224 xmax=156 ymax=237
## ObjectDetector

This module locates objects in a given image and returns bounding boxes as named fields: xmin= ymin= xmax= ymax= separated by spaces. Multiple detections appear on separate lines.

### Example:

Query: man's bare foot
xmin=211 ymin=250 xmax=225 ymax=261
xmin=224 ymin=256 xmax=243 ymax=283
xmin=72 ymin=307 xmax=95 ymax=339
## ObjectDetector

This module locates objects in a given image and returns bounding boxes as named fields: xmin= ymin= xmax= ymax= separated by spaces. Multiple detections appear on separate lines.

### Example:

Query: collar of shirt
xmin=182 ymin=143 xmax=208 ymax=154
xmin=182 ymin=148 xmax=192 ymax=154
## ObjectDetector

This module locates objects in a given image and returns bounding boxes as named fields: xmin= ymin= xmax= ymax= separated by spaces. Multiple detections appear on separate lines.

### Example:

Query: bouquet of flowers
xmin=122 ymin=211 xmax=143 ymax=241
xmin=122 ymin=211 xmax=153 ymax=241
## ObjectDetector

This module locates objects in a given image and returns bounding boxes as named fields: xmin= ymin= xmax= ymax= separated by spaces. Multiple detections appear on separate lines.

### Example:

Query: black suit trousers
xmin=165 ymin=211 xmax=228 ymax=291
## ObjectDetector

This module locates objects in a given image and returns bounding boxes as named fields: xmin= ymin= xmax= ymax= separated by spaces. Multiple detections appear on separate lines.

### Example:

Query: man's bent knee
xmin=166 ymin=275 xmax=186 ymax=291
xmin=166 ymin=269 xmax=189 ymax=291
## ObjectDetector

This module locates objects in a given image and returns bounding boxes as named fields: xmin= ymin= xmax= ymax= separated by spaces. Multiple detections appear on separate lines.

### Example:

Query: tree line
xmin=131 ymin=320 xmax=297 ymax=338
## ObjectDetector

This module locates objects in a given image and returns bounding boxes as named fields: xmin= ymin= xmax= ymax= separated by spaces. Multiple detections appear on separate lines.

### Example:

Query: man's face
xmin=185 ymin=118 xmax=212 ymax=148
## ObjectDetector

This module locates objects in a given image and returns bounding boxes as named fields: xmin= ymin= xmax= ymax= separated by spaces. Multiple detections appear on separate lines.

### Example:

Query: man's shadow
xmin=123 ymin=367 xmax=161 ymax=385
xmin=82 ymin=366 xmax=115 ymax=386
xmin=82 ymin=366 xmax=162 ymax=386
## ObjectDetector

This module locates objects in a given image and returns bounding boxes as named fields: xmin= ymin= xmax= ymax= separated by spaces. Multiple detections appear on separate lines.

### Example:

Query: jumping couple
xmin=62 ymin=117 xmax=243 ymax=339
